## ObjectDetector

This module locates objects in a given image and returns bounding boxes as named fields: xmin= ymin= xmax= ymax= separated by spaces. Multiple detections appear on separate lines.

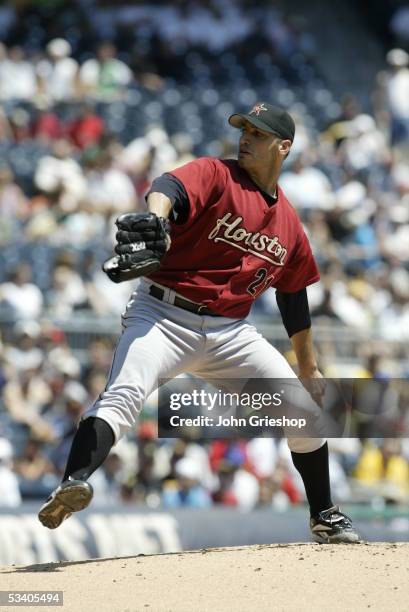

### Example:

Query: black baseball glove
xmin=103 ymin=212 xmax=171 ymax=283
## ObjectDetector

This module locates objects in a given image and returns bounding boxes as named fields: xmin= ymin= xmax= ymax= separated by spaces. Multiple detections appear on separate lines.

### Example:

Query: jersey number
xmin=247 ymin=268 xmax=274 ymax=297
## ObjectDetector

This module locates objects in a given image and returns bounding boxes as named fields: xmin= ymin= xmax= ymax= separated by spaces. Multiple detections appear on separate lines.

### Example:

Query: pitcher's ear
xmin=279 ymin=139 xmax=291 ymax=155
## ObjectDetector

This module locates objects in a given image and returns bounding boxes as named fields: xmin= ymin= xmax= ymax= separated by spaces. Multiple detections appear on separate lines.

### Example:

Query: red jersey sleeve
xmin=274 ymin=227 xmax=320 ymax=293
xmin=169 ymin=157 xmax=226 ymax=222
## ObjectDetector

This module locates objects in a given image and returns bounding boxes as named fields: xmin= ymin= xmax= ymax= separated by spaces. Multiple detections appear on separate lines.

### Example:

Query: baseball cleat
xmin=310 ymin=505 xmax=362 ymax=544
xmin=38 ymin=478 xmax=93 ymax=529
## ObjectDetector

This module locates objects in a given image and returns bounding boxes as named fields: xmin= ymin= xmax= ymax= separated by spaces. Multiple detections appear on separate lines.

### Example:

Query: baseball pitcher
xmin=39 ymin=103 xmax=361 ymax=544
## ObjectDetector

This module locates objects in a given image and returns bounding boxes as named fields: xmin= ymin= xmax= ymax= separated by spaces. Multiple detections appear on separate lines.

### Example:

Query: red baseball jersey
xmin=148 ymin=157 xmax=320 ymax=318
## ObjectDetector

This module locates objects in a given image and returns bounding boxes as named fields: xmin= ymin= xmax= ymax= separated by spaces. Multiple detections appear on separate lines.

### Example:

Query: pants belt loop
xmin=167 ymin=288 xmax=177 ymax=305
xmin=162 ymin=285 xmax=171 ymax=303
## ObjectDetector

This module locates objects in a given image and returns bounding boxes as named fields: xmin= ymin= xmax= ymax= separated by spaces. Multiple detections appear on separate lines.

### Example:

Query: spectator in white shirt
xmin=0 ymin=46 xmax=37 ymax=100
xmin=279 ymin=153 xmax=334 ymax=210
xmin=83 ymin=148 xmax=136 ymax=214
xmin=0 ymin=438 xmax=21 ymax=507
xmin=79 ymin=42 xmax=132 ymax=100
xmin=34 ymin=139 xmax=87 ymax=212
xmin=0 ymin=264 xmax=44 ymax=320
xmin=385 ymin=49 xmax=409 ymax=146
xmin=47 ymin=262 xmax=88 ymax=317
xmin=37 ymin=38 xmax=79 ymax=103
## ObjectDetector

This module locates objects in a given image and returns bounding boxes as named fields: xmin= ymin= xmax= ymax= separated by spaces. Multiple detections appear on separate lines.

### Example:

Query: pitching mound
xmin=1 ymin=543 xmax=408 ymax=611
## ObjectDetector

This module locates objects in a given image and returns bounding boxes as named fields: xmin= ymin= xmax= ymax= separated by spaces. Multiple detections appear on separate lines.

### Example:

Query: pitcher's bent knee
xmin=287 ymin=437 xmax=326 ymax=453
xmin=82 ymin=383 xmax=146 ymax=443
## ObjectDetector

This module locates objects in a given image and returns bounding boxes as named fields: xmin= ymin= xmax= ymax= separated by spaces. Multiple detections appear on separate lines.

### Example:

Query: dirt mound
xmin=1 ymin=543 xmax=408 ymax=611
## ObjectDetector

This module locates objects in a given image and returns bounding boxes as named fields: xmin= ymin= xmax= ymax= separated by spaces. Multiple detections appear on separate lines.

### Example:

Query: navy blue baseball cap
xmin=229 ymin=102 xmax=295 ymax=141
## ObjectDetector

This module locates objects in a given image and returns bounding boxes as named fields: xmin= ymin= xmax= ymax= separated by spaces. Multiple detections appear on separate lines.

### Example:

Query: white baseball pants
xmin=82 ymin=280 xmax=324 ymax=453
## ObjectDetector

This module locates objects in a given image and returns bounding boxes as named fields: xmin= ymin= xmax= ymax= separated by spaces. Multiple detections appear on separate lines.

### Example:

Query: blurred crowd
xmin=0 ymin=0 xmax=409 ymax=509
xmin=2 ymin=374 xmax=409 ymax=509
xmin=1 ymin=313 xmax=409 ymax=509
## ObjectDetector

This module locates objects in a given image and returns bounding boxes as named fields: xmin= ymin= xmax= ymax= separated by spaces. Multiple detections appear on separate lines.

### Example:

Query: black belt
xmin=149 ymin=285 xmax=221 ymax=316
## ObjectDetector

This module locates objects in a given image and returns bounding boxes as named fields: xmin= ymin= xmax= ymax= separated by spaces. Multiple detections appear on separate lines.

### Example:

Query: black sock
xmin=291 ymin=442 xmax=333 ymax=517
xmin=63 ymin=417 xmax=115 ymax=482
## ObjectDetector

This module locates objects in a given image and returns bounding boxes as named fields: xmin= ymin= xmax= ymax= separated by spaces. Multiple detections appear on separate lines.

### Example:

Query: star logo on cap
xmin=249 ymin=103 xmax=268 ymax=116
